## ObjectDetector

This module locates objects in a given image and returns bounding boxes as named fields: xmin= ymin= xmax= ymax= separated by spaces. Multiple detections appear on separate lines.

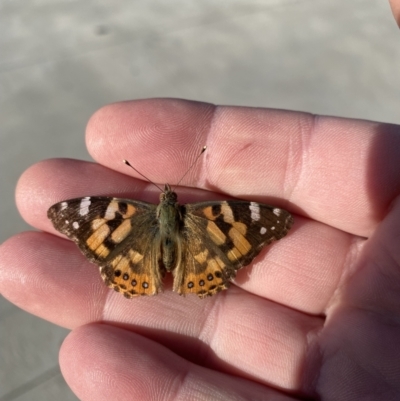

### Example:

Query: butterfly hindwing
xmin=100 ymin=235 xmax=163 ymax=298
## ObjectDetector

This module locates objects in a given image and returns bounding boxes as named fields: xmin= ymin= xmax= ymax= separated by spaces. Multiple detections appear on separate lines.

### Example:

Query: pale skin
xmin=389 ymin=0 xmax=400 ymax=25
xmin=1 ymin=9 xmax=400 ymax=398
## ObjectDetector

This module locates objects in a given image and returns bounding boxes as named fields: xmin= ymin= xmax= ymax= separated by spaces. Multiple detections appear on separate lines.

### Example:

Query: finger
xmin=16 ymin=159 xmax=355 ymax=314
xmin=389 ymin=0 xmax=400 ymax=26
xmin=340 ymin=196 xmax=400 ymax=314
xmin=60 ymin=324 xmax=302 ymax=400
xmin=1 ymin=231 xmax=321 ymax=391
xmin=86 ymin=99 xmax=400 ymax=236
xmin=309 ymin=199 xmax=400 ymax=398
xmin=0 ymin=232 xmax=105 ymax=326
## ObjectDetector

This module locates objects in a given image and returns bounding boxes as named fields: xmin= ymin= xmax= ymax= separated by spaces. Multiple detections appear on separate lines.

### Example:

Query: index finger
xmin=87 ymin=99 xmax=400 ymax=237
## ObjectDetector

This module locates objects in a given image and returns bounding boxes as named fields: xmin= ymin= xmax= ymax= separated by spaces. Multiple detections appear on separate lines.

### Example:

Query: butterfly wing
xmin=47 ymin=196 xmax=163 ymax=297
xmin=173 ymin=200 xmax=293 ymax=298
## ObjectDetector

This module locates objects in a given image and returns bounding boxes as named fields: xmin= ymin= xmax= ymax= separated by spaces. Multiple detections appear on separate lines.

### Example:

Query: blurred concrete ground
xmin=0 ymin=0 xmax=399 ymax=399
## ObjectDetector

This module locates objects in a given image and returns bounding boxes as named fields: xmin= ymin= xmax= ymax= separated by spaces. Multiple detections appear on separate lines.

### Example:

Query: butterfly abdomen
xmin=157 ymin=192 xmax=182 ymax=272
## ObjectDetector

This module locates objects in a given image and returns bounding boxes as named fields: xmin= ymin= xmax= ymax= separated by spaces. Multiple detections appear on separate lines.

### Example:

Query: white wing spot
xmin=72 ymin=221 xmax=79 ymax=229
xmin=249 ymin=202 xmax=261 ymax=221
xmin=273 ymin=208 xmax=281 ymax=217
xmin=260 ymin=227 xmax=267 ymax=235
xmin=61 ymin=202 xmax=68 ymax=211
xmin=65 ymin=220 xmax=69 ymax=224
xmin=79 ymin=197 xmax=91 ymax=216
xmin=105 ymin=202 xmax=117 ymax=220
xmin=271 ymin=226 xmax=276 ymax=231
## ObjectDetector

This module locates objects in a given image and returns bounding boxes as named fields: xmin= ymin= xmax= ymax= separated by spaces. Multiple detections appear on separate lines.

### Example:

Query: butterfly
xmin=47 ymin=157 xmax=293 ymax=299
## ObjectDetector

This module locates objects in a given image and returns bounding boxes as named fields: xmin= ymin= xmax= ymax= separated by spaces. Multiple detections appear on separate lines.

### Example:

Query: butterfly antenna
xmin=173 ymin=145 xmax=207 ymax=190
xmin=123 ymin=159 xmax=164 ymax=192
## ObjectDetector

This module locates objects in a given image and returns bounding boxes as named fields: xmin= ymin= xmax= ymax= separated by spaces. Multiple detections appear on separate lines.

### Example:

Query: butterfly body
xmin=157 ymin=184 xmax=182 ymax=271
xmin=48 ymin=185 xmax=293 ymax=299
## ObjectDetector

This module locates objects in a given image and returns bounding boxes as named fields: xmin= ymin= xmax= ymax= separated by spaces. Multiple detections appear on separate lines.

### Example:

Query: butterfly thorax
xmin=157 ymin=184 xmax=182 ymax=271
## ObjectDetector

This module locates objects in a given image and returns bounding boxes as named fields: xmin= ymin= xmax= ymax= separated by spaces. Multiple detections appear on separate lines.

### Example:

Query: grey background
xmin=1 ymin=1 xmax=399 ymax=400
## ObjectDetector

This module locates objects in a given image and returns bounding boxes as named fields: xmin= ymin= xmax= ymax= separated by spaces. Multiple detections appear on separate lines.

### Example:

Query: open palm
xmin=1 ymin=99 xmax=400 ymax=400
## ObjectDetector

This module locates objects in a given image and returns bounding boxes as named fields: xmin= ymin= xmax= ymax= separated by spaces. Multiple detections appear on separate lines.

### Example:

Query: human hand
xmin=1 ymin=99 xmax=400 ymax=400
xmin=389 ymin=0 xmax=400 ymax=26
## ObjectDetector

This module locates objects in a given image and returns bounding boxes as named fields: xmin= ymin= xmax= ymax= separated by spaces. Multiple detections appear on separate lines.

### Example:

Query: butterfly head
xmin=160 ymin=184 xmax=178 ymax=204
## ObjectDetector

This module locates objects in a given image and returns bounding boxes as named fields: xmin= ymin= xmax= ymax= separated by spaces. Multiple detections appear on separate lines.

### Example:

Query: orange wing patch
xmin=177 ymin=251 xmax=228 ymax=298
xmin=100 ymin=249 xmax=161 ymax=298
